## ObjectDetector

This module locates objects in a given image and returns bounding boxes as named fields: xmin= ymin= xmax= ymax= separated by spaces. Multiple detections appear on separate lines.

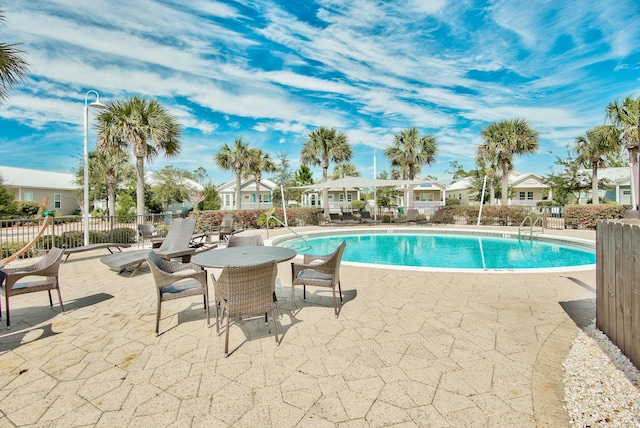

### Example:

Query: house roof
xmin=218 ymin=177 xmax=278 ymax=193
xmin=0 ymin=166 xmax=77 ymax=190
xmin=445 ymin=172 xmax=549 ymax=192
xmin=590 ymin=167 xmax=631 ymax=185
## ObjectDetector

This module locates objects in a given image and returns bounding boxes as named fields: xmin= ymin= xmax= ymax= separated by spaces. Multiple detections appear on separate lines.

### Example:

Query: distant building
xmin=217 ymin=177 xmax=278 ymax=210
xmin=577 ymin=167 xmax=632 ymax=205
xmin=0 ymin=165 xmax=80 ymax=215
xmin=446 ymin=171 xmax=550 ymax=206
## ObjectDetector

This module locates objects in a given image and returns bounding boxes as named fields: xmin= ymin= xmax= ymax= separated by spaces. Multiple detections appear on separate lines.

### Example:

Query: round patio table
xmin=191 ymin=246 xmax=297 ymax=268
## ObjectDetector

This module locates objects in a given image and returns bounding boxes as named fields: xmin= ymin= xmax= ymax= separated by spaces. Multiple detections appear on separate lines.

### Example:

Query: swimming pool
xmin=271 ymin=229 xmax=596 ymax=272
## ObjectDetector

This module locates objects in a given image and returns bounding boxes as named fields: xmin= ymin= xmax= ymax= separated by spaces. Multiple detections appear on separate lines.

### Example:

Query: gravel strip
xmin=563 ymin=320 xmax=640 ymax=427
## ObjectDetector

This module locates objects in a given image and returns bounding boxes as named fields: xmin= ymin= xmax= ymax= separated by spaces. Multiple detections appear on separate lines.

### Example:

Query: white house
xmin=218 ymin=177 xmax=278 ymax=210
xmin=578 ymin=167 xmax=632 ymax=205
xmin=446 ymin=171 xmax=550 ymax=206
xmin=0 ymin=165 xmax=80 ymax=215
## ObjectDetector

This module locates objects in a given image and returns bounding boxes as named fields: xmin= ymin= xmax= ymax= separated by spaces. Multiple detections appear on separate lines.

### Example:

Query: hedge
xmin=563 ymin=204 xmax=626 ymax=229
xmin=189 ymin=208 xmax=322 ymax=231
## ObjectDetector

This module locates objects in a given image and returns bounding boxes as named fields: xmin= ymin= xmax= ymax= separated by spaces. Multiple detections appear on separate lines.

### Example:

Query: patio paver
xmin=0 ymin=226 xmax=596 ymax=427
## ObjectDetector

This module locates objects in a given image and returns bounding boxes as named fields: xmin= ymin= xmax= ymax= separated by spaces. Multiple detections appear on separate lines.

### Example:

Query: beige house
xmin=446 ymin=171 xmax=550 ymax=206
xmin=0 ymin=166 xmax=80 ymax=215
xmin=218 ymin=177 xmax=278 ymax=210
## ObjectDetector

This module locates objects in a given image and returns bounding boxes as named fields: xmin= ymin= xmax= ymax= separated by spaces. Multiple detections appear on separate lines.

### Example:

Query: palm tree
xmin=479 ymin=118 xmax=539 ymax=205
xmin=0 ymin=10 xmax=29 ymax=104
xmin=95 ymin=96 xmax=182 ymax=218
xmin=215 ymin=138 xmax=252 ymax=210
xmin=90 ymin=149 xmax=134 ymax=217
xmin=246 ymin=148 xmax=276 ymax=208
xmin=474 ymin=153 xmax=499 ymax=204
xmin=575 ymin=125 xmax=620 ymax=204
xmin=384 ymin=128 xmax=437 ymax=209
xmin=330 ymin=162 xmax=360 ymax=180
xmin=607 ymin=96 xmax=640 ymax=209
xmin=301 ymin=127 xmax=352 ymax=215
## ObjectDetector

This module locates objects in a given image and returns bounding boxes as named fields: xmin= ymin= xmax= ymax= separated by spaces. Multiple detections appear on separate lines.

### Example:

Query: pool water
xmin=279 ymin=232 xmax=596 ymax=271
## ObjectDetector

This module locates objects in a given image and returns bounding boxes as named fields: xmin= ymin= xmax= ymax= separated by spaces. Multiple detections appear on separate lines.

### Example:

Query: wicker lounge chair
xmin=291 ymin=241 xmax=346 ymax=318
xmin=341 ymin=212 xmax=361 ymax=224
xmin=62 ymin=243 xmax=132 ymax=262
xmin=393 ymin=208 xmax=418 ymax=224
xmin=418 ymin=208 xmax=446 ymax=226
xmin=218 ymin=213 xmax=245 ymax=242
xmin=360 ymin=211 xmax=381 ymax=224
xmin=101 ymin=218 xmax=198 ymax=275
xmin=0 ymin=247 xmax=65 ymax=327
xmin=211 ymin=261 xmax=279 ymax=357
xmin=145 ymin=250 xmax=209 ymax=335
xmin=329 ymin=213 xmax=348 ymax=225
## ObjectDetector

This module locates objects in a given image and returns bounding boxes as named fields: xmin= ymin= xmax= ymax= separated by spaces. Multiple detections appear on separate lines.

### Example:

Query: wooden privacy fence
xmin=596 ymin=220 xmax=640 ymax=369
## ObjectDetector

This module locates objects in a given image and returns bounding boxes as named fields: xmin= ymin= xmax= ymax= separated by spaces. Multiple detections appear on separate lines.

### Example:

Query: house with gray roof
xmin=0 ymin=166 xmax=81 ymax=215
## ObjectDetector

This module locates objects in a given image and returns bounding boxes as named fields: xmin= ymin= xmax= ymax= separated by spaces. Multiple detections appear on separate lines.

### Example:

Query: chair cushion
xmin=160 ymin=278 xmax=205 ymax=300
xmin=296 ymin=269 xmax=332 ymax=286
xmin=1 ymin=279 xmax=57 ymax=296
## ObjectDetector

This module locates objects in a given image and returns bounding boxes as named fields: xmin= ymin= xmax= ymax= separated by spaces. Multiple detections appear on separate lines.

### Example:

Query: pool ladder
xmin=518 ymin=216 xmax=544 ymax=240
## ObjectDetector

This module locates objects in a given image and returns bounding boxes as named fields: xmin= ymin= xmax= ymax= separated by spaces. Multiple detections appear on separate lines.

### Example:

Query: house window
xmin=623 ymin=190 xmax=631 ymax=195
xmin=427 ymin=194 xmax=434 ymax=201
xmin=23 ymin=192 xmax=34 ymax=201
xmin=54 ymin=193 xmax=61 ymax=209
xmin=527 ymin=191 xmax=534 ymax=200
xmin=458 ymin=193 xmax=462 ymax=200
xmin=519 ymin=192 xmax=525 ymax=200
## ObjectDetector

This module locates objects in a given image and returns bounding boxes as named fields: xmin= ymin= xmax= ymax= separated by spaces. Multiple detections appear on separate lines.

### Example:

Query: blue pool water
xmin=278 ymin=232 xmax=596 ymax=270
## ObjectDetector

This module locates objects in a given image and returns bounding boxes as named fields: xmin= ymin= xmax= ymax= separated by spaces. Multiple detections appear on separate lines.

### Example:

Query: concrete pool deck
xmin=0 ymin=225 xmax=596 ymax=426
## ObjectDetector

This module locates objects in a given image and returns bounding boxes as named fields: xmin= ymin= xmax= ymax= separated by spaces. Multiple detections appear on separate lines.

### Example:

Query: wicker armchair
xmin=145 ymin=250 xmax=209 ymax=335
xmin=226 ymin=235 xmax=264 ymax=247
xmin=211 ymin=261 xmax=278 ymax=357
xmin=0 ymin=247 xmax=65 ymax=327
xmin=137 ymin=223 xmax=159 ymax=247
xmin=291 ymin=241 xmax=346 ymax=318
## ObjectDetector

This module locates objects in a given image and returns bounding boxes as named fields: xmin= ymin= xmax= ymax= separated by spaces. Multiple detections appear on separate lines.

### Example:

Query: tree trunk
xmin=136 ymin=156 xmax=145 ymax=218
xmin=501 ymin=164 xmax=509 ymax=206
xmin=107 ymin=183 xmax=116 ymax=217
xmin=235 ymin=171 xmax=242 ymax=210
xmin=322 ymin=166 xmax=330 ymax=216
xmin=489 ymin=177 xmax=495 ymax=205
xmin=591 ymin=165 xmax=599 ymax=205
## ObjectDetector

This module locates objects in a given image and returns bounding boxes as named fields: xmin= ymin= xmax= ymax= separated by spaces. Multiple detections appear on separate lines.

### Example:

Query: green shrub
xmin=563 ymin=204 xmax=626 ymax=229
xmin=14 ymin=201 xmax=41 ymax=217
xmin=445 ymin=198 xmax=461 ymax=206
xmin=351 ymin=200 xmax=366 ymax=211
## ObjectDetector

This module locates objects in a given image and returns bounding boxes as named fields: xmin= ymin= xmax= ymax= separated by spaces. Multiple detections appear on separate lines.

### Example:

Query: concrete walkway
xmin=0 ymin=226 xmax=596 ymax=427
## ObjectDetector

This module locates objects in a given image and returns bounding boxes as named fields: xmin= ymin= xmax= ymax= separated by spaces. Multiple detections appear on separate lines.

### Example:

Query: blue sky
xmin=1 ymin=0 xmax=639 ymax=186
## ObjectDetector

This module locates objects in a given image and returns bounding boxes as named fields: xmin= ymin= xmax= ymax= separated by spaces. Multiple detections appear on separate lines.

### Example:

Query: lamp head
xmin=90 ymin=95 xmax=106 ymax=109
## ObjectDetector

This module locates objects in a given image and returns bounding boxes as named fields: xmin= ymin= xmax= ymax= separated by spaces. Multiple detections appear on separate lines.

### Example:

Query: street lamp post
xmin=83 ymin=90 xmax=105 ymax=246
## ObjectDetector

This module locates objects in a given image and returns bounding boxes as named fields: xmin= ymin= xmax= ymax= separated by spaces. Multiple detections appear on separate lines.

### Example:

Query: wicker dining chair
xmin=0 ymin=247 xmax=65 ymax=328
xmin=211 ymin=261 xmax=278 ymax=357
xmin=145 ymin=250 xmax=209 ymax=335
xmin=226 ymin=235 xmax=264 ymax=247
xmin=291 ymin=241 xmax=346 ymax=318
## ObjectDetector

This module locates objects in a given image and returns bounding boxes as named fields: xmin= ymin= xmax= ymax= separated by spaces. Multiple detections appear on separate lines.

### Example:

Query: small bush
xmin=563 ymin=204 xmax=626 ymax=229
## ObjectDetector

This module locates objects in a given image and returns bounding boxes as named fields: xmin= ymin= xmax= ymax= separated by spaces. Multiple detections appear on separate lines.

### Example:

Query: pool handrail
xmin=519 ymin=216 xmax=544 ymax=240
xmin=265 ymin=215 xmax=310 ymax=248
